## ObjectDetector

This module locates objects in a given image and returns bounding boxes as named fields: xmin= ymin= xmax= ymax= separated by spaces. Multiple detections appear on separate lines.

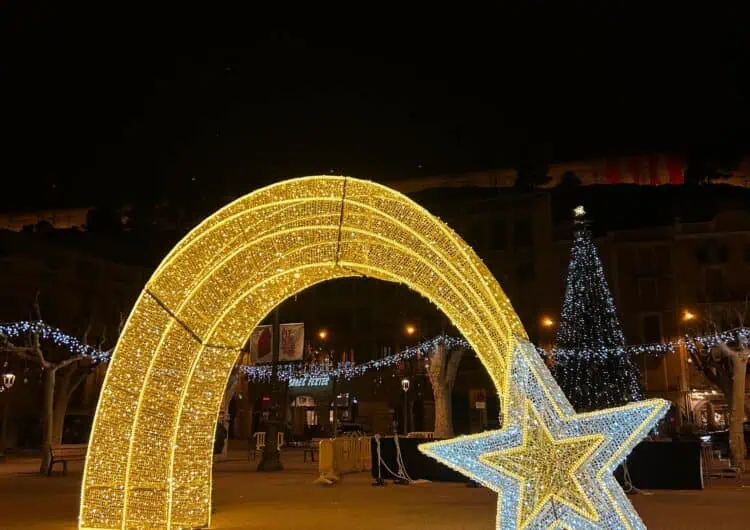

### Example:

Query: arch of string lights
xmin=79 ymin=176 xmax=525 ymax=530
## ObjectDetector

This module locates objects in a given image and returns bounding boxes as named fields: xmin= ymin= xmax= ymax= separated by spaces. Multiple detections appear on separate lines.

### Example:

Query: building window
xmin=655 ymin=246 xmax=670 ymax=271
xmin=636 ymin=247 xmax=657 ymax=273
xmin=705 ymin=266 xmax=725 ymax=299
xmin=637 ymin=278 xmax=659 ymax=308
xmin=513 ymin=219 xmax=533 ymax=248
xmin=696 ymin=240 xmax=728 ymax=264
xmin=641 ymin=314 xmax=662 ymax=343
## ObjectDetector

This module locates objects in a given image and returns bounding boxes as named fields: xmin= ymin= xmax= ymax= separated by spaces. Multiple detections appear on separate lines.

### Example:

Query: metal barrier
xmin=406 ymin=431 xmax=434 ymax=439
xmin=316 ymin=436 xmax=372 ymax=484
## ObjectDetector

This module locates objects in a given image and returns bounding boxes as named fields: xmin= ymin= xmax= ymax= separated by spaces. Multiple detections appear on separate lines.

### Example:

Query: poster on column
xmin=249 ymin=323 xmax=305 ymax=363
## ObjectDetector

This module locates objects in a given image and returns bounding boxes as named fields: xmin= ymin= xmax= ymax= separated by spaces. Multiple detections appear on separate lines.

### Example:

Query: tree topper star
xmin=419 ymin=340 xmax=668 ymax=529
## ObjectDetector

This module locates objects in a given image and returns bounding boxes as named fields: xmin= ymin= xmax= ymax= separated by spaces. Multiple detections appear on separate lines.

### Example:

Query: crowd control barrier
xmin=316 ymin=436 xmax=372 ymax=484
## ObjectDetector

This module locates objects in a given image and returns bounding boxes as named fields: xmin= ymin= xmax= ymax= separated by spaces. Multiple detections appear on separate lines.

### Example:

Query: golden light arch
xmin=80 ymin=176 xmax=527 ymax=529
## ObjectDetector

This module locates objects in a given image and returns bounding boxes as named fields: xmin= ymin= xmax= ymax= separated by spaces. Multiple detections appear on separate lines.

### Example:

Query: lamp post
xmin=0 ymin=371 xmax=14 ymax=463
xmin=679 ymin=309 xmax=699 ymax=426
xmin=258 ymin=307 xmax=283 ymax=472
xmin=402 ymin=323 xmax=418 ymax=435
xmin=401 ymin=377 xmax=410 ymax=435
xmin=318 ymin=329 xmax=340 ymax=437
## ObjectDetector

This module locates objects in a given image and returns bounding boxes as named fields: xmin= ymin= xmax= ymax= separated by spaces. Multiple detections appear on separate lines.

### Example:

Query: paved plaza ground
xmin=1 ymin=448 xmax=749 ymax=529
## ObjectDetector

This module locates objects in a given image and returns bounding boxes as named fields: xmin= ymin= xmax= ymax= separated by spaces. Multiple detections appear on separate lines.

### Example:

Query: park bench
xmin=47 ymin=444 xmax=87 ymax=476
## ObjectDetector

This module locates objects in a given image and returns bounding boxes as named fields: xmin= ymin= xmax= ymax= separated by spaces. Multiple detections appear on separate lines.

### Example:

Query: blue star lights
xmin=419 ymin=339 xmax=668 ymax=529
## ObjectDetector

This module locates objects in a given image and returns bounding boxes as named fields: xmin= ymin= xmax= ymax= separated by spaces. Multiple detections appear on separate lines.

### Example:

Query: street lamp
xmin=540 ymin=316 xmax=555 ymax=328
xmin=1 ymin=372 xmax=15 ymax=390
xmin=318 ymin=329 xmax=329 ymax=341
xmin=401 ymin=377 xmax=410 ymax=435
xmin=405 ymin=324 xmax=416 ymax=337
xmin=682 ymin=310 xmax=697 ymax=322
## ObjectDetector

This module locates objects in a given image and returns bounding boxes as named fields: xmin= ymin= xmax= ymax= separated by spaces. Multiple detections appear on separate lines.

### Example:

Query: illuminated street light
xmin=682 ymin=310 xmax=696 ymax=322
xmin=405 ymin=324 xmax=416 ymax=336
xmin=541 ymin=316 xmax=555 ymax=328
xmin=401 ymin=377 xmax=410 ymax=392
xmin=2 ymin=372 xmax=15 ymax=389
xmin=318 ymin=329 xmax=329 ymax=341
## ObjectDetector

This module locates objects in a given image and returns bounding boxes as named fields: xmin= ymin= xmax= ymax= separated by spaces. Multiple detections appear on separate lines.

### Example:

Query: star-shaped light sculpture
xmin=419 ymin=340 xmax=669 ymax=529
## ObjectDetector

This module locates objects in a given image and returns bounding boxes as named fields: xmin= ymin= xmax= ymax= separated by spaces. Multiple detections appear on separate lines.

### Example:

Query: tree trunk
xmin=40 ymin=368 xmax=56 ymax=473
xmin=433 ymin=383 xmax=453 ymax=439
xmin=0 ymin=398 xmax=10 ymax=461
xmin=428 ymin=344 xmax=464 ymax=439
xmin=728 ymin=351 xmax=747 ymax=471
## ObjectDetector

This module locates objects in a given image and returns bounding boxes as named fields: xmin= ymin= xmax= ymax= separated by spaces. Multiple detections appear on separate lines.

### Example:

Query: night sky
xmin=4 ymin=5 xmax=749 ymax=210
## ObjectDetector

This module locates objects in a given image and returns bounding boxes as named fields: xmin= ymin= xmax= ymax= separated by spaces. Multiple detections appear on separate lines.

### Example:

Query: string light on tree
xmin=551 ymin=206 xmax=644 ymax=411
xmin=0 ymin=321 xmax=109 ymax=363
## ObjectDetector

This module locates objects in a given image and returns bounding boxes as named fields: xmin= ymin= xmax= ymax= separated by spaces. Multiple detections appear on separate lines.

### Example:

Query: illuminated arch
xmin=80 ymin=176 xmax=527 ymax=529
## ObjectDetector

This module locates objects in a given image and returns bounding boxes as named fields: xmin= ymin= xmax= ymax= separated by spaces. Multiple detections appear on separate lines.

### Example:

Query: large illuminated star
xmin=419 ymin=340 xmax=669 ymax=529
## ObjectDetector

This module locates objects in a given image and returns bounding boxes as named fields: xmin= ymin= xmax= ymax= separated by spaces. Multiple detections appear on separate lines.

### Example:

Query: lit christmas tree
xmin=552 ymin=206 xmax=644 ymax=411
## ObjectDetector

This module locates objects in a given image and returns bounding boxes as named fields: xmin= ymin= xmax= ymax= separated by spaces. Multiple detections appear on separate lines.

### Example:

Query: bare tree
xmin=0 ymin=294 xmax=122 ymax=473
xmin=687 ymin=310 xmax=749 ymax=472
xmin=427 ymin=342 xmax=465 ymax=439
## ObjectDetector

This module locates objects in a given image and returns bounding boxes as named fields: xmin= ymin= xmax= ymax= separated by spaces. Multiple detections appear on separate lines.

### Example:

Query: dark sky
xmin=3 ymin=5 xmax=749 ymax=210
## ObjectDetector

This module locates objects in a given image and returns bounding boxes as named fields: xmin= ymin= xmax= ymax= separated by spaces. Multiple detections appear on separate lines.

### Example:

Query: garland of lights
xmin=0 ymin=321 xmax=110 ymax=362
xmin=1 ymin=320 xmax=746 ymax=387
xmin=240 ymin=335 xmax=469 ymax=385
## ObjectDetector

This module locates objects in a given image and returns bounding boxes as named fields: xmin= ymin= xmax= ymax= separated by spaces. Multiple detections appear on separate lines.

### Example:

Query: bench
xmin=47 ymin=444 xmax=87 ymax=476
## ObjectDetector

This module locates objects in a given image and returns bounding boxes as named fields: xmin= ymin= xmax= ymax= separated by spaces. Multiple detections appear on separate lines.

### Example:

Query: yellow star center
xmin=480 ymin=401 xmax=604 ymax=528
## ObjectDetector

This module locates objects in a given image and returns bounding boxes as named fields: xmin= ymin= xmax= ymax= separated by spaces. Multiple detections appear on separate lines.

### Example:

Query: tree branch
xmin=33 ymin=290 xmax=42 ymax=321
xmin=55 ymin=354 xmax=88 ymax=371
xmin=689 ymin=344 xmax=723 ymax=390
xmin=0 ymin=334 xmax=49 ymax=368
xmin=67 ymin=367 xmax=92 ymax=402
xmin=82 ymin=320 xmax=92 ymax=347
